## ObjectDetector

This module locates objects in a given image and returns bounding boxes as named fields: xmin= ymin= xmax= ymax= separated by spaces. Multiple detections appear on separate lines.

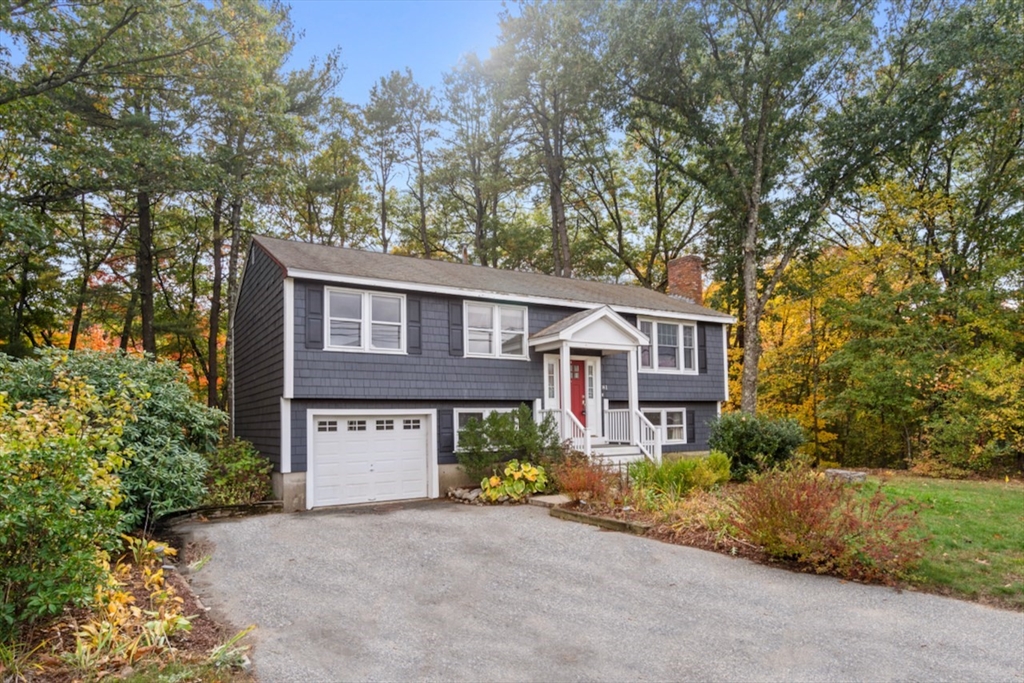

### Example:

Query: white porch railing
xmin=634 ymin=409 xmax=662 ymax=464
xmin=544 ymin=406 xmax=658 ymax=463
xmin=539 ymin=408 xmax=592 ymax=454
xmin=605 ymin=409 xmax=630 ymax=444
xmin=565 ymin=410 xmax=591 ymax=454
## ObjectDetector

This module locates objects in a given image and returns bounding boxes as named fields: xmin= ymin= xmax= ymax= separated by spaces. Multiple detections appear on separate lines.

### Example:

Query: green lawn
xmin=871 ymin=476 xmax=1024 ymax=610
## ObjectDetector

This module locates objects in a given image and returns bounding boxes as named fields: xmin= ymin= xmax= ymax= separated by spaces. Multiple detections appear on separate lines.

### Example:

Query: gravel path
xmin=184 ymin=502 xmax=1024 ymax=682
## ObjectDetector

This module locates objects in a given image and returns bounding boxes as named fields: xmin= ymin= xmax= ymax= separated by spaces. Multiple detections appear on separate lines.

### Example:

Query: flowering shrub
xmin=730 ymin=467 xmax=925 ymax=583
xmin=480 ymin=460 xmax=548 ymax=502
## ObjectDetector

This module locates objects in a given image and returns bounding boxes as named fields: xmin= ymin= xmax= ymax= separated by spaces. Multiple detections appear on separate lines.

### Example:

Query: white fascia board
xmin=283 ymin=277 xmax=294 ymax=399
xmin=286 ymin=268 xmax=736 ymax=325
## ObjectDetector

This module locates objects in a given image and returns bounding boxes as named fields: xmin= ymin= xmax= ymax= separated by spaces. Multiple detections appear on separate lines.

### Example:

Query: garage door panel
xmin=312 ymin=413 xmax=429 ymax=508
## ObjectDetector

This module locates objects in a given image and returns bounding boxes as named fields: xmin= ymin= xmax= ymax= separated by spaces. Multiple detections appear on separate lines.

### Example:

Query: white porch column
xmin=559 ymin=341 xmax=571 ymax=441
xmin=627 ymin=347 xmax=640 ymax=443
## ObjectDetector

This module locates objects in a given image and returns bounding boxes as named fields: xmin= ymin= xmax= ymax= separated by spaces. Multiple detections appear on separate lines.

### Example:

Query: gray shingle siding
xmin=293 ymin=282 xmax=575 ymax=401
xmin=234 ymin=244 xmax=284 ymax=469
xmin=292 ymin=283 xmax=726 ymax=403
xmin=602 ymin=321 xmax=727 ymax=403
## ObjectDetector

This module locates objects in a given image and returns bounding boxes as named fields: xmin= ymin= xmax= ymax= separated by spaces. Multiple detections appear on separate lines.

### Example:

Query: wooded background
xmin=1 ymin=0 xmax=1020 ymax=472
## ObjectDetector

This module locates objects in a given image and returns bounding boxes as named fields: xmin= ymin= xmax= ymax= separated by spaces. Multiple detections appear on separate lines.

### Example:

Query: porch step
xmin=591 ymin=444 xmax=643 ymax=457
xmin=590 ymin=443 xmax=646 ymax=466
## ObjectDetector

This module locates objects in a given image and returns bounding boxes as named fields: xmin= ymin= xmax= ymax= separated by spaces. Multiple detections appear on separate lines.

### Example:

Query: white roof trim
xmin=286 ymin=268 xmax=736 ymax=324
xmin=529 ymin=306 xmax=649 ymax=348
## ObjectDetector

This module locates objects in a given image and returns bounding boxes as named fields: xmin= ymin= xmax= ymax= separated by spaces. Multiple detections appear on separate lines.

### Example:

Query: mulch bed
xmin=11 ymin=533 xmax=249 ymax=683
xmin=559 ymin=499 xmax=770 ymax=566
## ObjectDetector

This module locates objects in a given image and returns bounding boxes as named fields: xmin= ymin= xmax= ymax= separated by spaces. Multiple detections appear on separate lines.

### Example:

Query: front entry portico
xmin=530 ymin=306 xmax=662 ymax=462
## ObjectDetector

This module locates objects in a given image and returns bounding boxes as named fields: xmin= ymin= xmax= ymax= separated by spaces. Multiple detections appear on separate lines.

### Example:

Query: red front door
xmin=570 ymin=360 xmax=586 ymax=427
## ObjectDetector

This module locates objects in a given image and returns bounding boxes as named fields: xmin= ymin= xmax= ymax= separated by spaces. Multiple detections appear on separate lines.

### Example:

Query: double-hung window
xmin=642 ymin=408 xmax=686 ymax=443
xmin=465 ymin=302 xmax=528 ymax=359
xmin=326 ymin=287 xmax=405 ymax=353
xmin=637 ymin=318 xmax=697 ymax=373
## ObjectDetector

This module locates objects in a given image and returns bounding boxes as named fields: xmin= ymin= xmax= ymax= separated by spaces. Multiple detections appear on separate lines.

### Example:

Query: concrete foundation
xmin=272 ymin=472 xmax=307 ymax=512
xmin=438 ymin=463 xmax=474 ymax=492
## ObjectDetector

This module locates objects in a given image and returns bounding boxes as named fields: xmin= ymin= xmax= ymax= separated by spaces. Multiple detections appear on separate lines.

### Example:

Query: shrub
xmin=0 ymin=350 xmax=225 ymax=530
xmin=729 ymin=467 xmax=925 ymax=583
xmin=628 ymin=451 xmax=731 ymax=501
xmin=203 ymin=439 xmax=273 ymax=507
xmin=480 ymin=460 xmax=548 ymax=502
xmin=455 ymin=404 xmax=561 ymax=481
xmin=551 ymin=455 xmax=614 ymax=502
xmin=708 ymin=412 xmax=805 ymax=479
xmin=0 ymin=375 xmax=127 ymax=638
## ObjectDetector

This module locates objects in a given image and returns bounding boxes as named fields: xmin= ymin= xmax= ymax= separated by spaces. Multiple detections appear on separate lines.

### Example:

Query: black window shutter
xmin=305 ymin=286 xmax=323 ymax=349
xmin=438 ymin=409 xmax=454 ymax=453
xmin=449 ymin=300 xmax=463 ymax=356
xmin=686 ymin=409 xmax=697 ymax=444
xmin=698 ymin=324 xmax=708 ymax=374
xmin=407 ymin=298 xmax=422 ymax=355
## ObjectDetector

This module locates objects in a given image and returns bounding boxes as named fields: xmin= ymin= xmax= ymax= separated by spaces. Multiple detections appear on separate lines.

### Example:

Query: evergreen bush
xmin=708 ymin=412 xmax=804 ymax=479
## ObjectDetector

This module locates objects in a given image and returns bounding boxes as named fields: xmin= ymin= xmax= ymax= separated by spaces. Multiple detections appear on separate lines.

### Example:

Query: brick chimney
xmin=667 ymin=255 xmax=703 ymax=305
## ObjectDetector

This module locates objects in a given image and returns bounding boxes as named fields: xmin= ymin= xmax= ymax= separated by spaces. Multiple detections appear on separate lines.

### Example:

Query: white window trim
xmin=638 ymin=318 xmax=698 ymax=375
xmin=324 ymin=286 xmax=406 ymax=354
xmin=641 ymin=407 xmax=688 ymax=444
xmin=463 ymin=301 xmax=530 ymax=360
xmin=453 ymin=407 xmax=517 ymax=451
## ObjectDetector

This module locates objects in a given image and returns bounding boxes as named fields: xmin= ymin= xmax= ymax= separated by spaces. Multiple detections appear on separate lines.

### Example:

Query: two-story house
xmin=234 ymin=236 xmax=733 ymax=511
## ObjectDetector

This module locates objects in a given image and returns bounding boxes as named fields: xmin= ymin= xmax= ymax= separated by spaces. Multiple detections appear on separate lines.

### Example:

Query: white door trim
xmin=542 ymin=354 xmax=603 ymax=437
xmin=305 ymin=408 xmax=439 ymax=510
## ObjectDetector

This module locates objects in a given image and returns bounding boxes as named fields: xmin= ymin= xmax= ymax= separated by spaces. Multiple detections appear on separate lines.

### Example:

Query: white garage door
xmin=311 ymin=414 xmax=429 ymax=508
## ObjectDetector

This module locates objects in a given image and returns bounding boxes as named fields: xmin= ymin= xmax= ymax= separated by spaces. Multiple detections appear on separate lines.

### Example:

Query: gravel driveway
xmin=184 ymin=501 xmax=1024 ymax=682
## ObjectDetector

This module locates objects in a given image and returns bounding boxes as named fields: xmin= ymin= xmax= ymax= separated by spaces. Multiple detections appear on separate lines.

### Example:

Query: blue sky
xmin=285 ymin=0 xmax=507 ymax=105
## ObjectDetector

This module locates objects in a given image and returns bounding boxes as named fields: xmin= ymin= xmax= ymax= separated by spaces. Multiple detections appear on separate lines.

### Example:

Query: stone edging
xmin=549 ymin=506 xmax=653 ymax=536
xmin=158 ymin=500 xmax=283 ymax=528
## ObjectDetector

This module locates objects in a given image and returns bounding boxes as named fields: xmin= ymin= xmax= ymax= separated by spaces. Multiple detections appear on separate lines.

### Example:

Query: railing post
xmin=654 ymin=429 xmax=662 ymax=465
xmin=584 ymin=428 xmax=591 ymax=457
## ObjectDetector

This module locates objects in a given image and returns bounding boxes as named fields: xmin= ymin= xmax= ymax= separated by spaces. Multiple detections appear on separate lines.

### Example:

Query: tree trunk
xmin=68 ymin=274 xmax=89 ymax=350
xmin=119 ymin=289 xmax=137 ymax=351
xmin=9 ymin=254 xmax=32 ymax=356
xmin=224 ymin=198 xmax=244 ymax=437
xmin=549 ymin=178 xmax=571 ymax=277
xmin=136 ymin=190 xmax=157 ymax=356
xmin=378 ymin=186 xmax=389 ymax=253
xmin=740 ymin=201 xmax=761 ymax=414
xmin=417 ymin=155 xmax=430 ymax=258
xmin=474 ymin=187 xmax=487 ymax=266
xmin=207 ymin=194 xmax=224 ymax=408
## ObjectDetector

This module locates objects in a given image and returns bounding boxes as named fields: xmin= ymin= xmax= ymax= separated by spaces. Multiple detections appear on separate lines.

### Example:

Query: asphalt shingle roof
xmin=254 ymin=236 xmax=732 ymax=320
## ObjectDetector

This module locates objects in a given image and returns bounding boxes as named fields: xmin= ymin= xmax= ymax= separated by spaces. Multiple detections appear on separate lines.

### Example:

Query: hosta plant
xmin=481 ymin=460 xmax=548 ymax=502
